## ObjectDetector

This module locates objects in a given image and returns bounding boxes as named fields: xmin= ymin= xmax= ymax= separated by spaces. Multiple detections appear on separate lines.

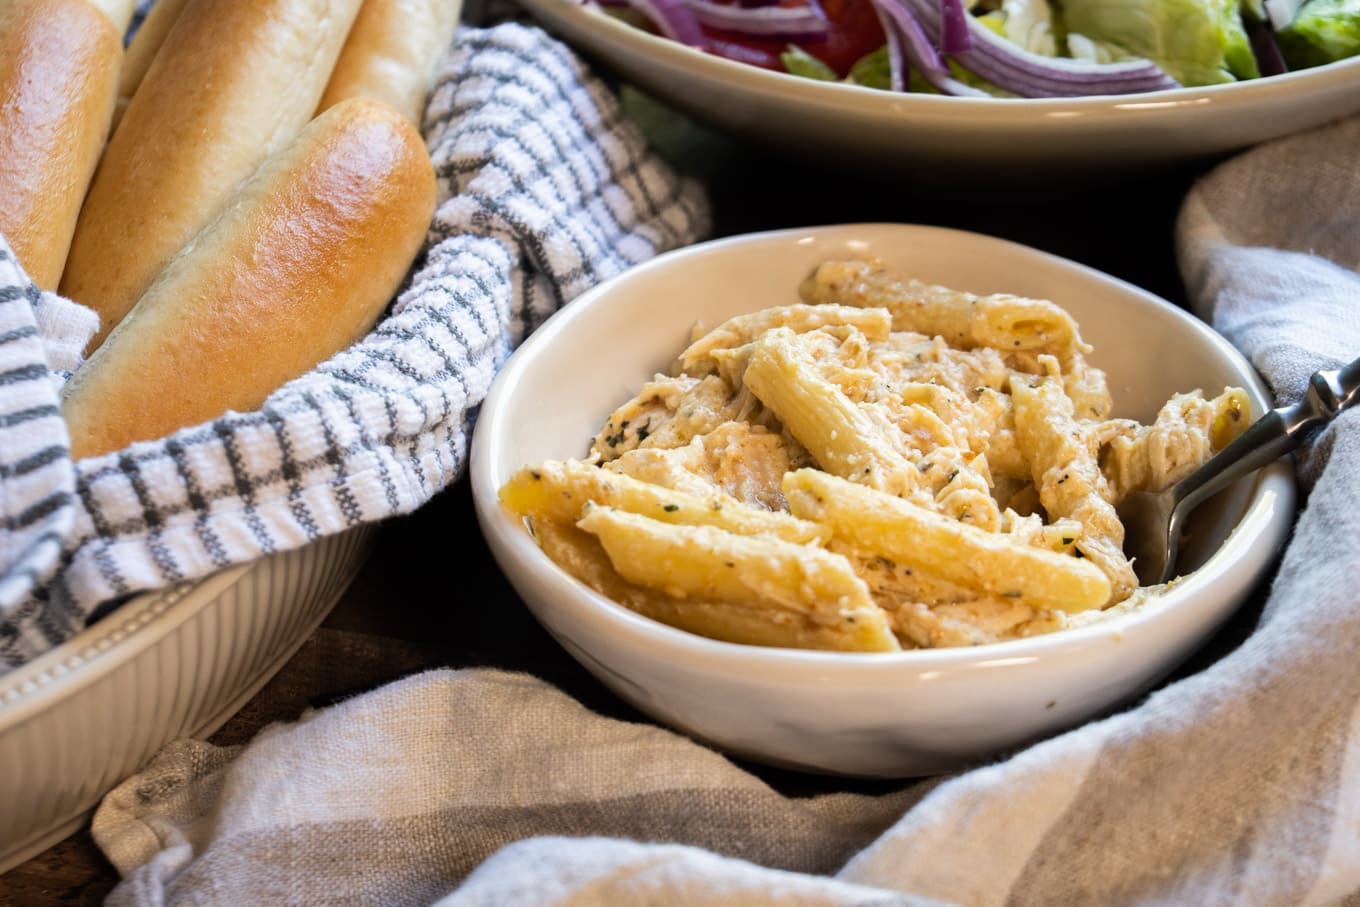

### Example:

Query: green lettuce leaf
xmin=1276 ymin=0 xmax=1360 ymax=68
xmin=780 ymin=45 xmax=839 ymax=81
xmin=845 ymin=47 xmax=894 ymax=89
xmin=1057 ymin=0 xmax=1260 ymax=84
xmin=780 ymin=45 xmax=894 ymax=90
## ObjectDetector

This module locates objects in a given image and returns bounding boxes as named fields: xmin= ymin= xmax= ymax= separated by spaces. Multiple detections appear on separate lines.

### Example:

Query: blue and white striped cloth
xmin=0 ymin=21 xmax=711 ymax=673
xmin=0 ymin=247 xmax=91 ymax=617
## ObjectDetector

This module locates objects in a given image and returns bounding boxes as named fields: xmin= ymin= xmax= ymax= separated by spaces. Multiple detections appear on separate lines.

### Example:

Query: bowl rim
xmin=0 ymin=573 xmax=242 ymax=729
xmin=470 ymin=222 xmax=1295 ymax=681
xmin=522 ymin=0 xmax=1360 ymax=125
xmin=0 ymin=526 xmax=377 ymax=729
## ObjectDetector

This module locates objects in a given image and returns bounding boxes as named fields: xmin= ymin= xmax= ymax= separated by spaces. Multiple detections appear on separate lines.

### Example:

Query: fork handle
xmin=1174 ymin=356 xmax=1360 ymax=515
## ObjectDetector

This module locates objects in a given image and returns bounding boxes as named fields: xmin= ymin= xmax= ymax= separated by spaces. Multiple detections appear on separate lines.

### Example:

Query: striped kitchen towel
xmin=0 ymin=20 xmax=711 ymax=673
xmin=0 ymin=246 xmax=95 ymax=616
xmin=91 ymin=114 xmax=1360 ymax=906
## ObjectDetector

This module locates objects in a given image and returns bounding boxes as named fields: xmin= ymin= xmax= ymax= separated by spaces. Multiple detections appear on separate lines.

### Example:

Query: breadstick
xmin=109 ymin=0 xmax=191 ymax=131
xmin=62 ymin=97 xmax=437 ymax=460
xmin=60 ymin=0 xmax=364 ymax=352
xmin=317 ymin=0 xmax=463 ymax=125
xmin=0 ymin=0 xmax=121 ymax=290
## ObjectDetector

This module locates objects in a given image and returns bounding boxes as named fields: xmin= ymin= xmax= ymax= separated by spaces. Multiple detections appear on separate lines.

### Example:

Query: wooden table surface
xmin=1 ymin=101 xmax=1260 ymax=905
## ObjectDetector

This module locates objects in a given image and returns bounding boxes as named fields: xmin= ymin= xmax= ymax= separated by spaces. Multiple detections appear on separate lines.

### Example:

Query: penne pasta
xmin=533 ymin=519 xmax=900 ymax=652
xmin=501 ymin=257 xmax=1251 ymax=651
xmin=741 ymin=329 xmax=919 ymax=496
xmin=783 ymin=468 xmax=1111 ymax=612
xmin=499 ymin=457 xmax=827 ymax=545
xmin=576 ymin=505 xmax=899 ymax=650
xmin=798 ymin=258 xmax=1085 ymax=358
xmin=1011 ymin=375 xmax=1138 ymax=603
xmin=1096 ymin=387 xmax=1251 ymax=501
xmin=677 ymin=304 xmax=892 ymax=375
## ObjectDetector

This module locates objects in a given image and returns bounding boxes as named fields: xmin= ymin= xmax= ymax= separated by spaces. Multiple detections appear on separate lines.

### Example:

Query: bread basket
xmin=0 ymin=6 xmax=710 ymax=876
xmin=0 ymin=525 xmax=374 ymax=873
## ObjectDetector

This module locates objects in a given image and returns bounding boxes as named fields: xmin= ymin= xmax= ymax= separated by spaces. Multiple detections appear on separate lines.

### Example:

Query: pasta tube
xmin=741 ymin=329 xmax=918 ymax=495
xmin=499 ymin=458 xmax=828 ymax=545
xmin=1097 ymin=387 xmax=1250 ymax=501
xmin=575 ymin=505 xmax=899 ymax=651
xmin=1011 ymin=376 xmax=1138 ymax=603
xmin=798 ymin=258 xmax=1085 ymax=358
xmin=678 ymin=304 xmax=892 ymax=375
xmin=534 ymin=520 xmax=900 ymax=652
xmin=783 ymin=469 xmax=1111 ymax=613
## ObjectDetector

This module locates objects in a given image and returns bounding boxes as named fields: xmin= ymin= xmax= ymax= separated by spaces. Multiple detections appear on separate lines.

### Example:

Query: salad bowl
xmin=469 ymin=222 xmax=1296 ymax=777
xmin=519 ymin=0 xmax=1360 ymax=175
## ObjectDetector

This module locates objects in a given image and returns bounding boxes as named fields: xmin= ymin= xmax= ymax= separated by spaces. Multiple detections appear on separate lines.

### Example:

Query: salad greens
xmin=782 ymin=44 xmax=896 ymax=87
xmin=594 ymin=0 xmax=1360 ymax=95
xmin=971 ymin=0 xmax=1360 ymax=86
xmin=1058 ymin=0 xmax=1260 ymax=84
xmin=1276 ymin=0 xmax=1360 ymax=69
xmin=845 ymin=0 xmax=1358 ymax=92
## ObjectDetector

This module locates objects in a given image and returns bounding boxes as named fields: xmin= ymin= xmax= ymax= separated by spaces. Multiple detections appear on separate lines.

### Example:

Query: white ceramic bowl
xmin=469 ymin=223 xmax=1295 ymax=778
xmin=0 ymin=526 xmax=374 ymax=873
xmin=520 ymin=0 xmax=1360 ymax=174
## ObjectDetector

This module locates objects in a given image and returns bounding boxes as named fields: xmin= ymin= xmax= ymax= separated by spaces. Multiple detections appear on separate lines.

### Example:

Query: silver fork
xmin=1117 ymin=356 xmax=1360 ymax=586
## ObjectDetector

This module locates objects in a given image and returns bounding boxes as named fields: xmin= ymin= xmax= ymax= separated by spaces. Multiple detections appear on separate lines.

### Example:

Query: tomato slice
xmin=699 ymin=0 xmax=886 ymax=78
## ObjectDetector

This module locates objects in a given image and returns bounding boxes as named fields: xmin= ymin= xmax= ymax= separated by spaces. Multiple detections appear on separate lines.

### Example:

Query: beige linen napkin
xmin=91 ymin=79 xmax=1360 ymax=907
xmin=95 ymin=669 xmax=938 ymax=906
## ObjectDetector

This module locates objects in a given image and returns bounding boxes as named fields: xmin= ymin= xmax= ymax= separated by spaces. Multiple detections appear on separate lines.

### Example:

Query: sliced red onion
xmin=872 ymin=1 xmax=907 ymax=91
xmin=686 ymin=0 xmax=829 ymax=39
xmin=1247 ymin=18 xmax=1288 ymax=77
xmin=869 ymin=0 xmax=986 ymax=95
xmin=890 ymin=0 xmax=1180 ymax=97
xmin=593 ymin=0 xmax=707 ymax=45
xmin=938 ymin=0 xmax=972 ymax=54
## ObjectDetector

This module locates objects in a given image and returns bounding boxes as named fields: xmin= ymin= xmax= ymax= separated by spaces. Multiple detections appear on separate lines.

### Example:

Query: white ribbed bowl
xmin=0 ymin=525 xmax=375 ymax=873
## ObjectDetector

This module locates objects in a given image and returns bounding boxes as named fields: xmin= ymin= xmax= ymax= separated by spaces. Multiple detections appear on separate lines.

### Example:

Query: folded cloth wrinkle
xmin=86 ymin=19 xmax=1360 ymax=907
xmin=1177 ymin=116 xmax=1360 ymax=461
xmin=28 ymin=287 xmax=99 ymax=390
xmin=434 ymin=836 xmax=946 ymax=907
xmin=94 ymin=668 xmax=931 ymax=907
xmin=0 ymin=18 xmax=710 ymax=674
xmin=1177 ymin=117 xmax=1360 ymax=275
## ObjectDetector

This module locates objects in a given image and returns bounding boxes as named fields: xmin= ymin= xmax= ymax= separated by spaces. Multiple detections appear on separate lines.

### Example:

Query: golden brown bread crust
xmin=111 ymin=0 xmax=191 ymax=131
xmin=0 ymin=0 xmax=121 ymax=290
xmin=60 ymin=0 xmax=364 ymax=353
xmin=317 ymin=0 xmax=463 ymax=125
xmin=62 ymin=97 xmax=437 ymax=460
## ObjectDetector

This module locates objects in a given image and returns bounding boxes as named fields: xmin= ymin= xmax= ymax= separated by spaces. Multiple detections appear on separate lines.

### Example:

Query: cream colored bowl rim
xmin=471 ymin=222 xmax=1296 ymax=680
xmin=0 ymin=563 xmax=254 ymax=729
